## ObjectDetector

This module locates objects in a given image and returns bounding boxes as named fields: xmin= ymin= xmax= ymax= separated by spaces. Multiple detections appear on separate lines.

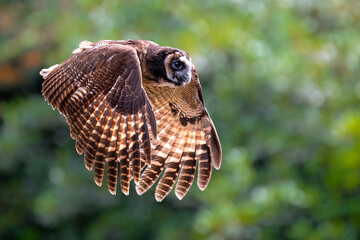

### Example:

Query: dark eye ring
xmin=171 ymin=59 xmax=184 ymax=71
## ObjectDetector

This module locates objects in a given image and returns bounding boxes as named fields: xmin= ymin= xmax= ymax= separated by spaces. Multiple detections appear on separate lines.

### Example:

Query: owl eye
xmin=171 ymin=59 xmax=184 ymax=71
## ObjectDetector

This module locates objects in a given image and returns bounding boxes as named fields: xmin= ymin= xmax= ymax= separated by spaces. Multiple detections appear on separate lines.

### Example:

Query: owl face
xmin=143 ymin=43 xmax=193 ymax=87
xmin=164 ymin=52 xmax=192 ymax=86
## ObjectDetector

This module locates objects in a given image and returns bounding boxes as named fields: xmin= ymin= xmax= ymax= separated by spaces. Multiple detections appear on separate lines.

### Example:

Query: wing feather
xmin=136 ymin=117 xmax=179 ymax=195
xmin=195 ymin=127 xmax=212 ymax=191
xmin=83 ymin=95 xmax=108 ymax=173
xmin=130 ymin=114 xmax=141 ymax=184
xmin=175 ymin=130 xmax=197 ymax=200
xmin=139 ymin=69 xmax=222 ymax=201
xmin=41 ymin=67 xmax=61 ymax=97
xmin=154 ymin=129 xmax=187 ymax=202
xmin=119 ymin=116 xmax=130 ymax=195
xmin=68 ymin=89 xmax=97 ymax=140
xmin=77 ymin=94 xmax=105 ymax=160
xmin=106 ymin=113 xmax=121 ymax=195
xmin=140 ymin=110 xmax=151 ymax=166
xmin=91 ymin=101 xmax=112 ymax=186
xmin=208 ymin=118 xmax=222 ymax=170
xmin=40 ymin=41 xmax=156 ymax=195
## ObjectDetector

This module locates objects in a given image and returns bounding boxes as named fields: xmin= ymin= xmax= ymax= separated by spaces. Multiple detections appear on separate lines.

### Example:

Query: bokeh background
xmin=1 ymin=0 xmax=360 ymax=239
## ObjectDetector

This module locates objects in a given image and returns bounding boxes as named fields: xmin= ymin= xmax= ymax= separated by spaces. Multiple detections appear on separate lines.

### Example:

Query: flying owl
xmin=40 ymin=40 xmax=221 ymax=202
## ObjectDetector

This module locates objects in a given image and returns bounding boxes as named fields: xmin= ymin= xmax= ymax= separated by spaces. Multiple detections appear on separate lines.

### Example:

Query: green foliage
xmin=1 ymin=0 xmax=360 ymax=239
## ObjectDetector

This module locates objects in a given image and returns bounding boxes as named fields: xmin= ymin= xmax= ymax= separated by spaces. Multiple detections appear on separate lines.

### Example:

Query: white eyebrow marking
xmin=179 ymin=56 xmax=192 ymax=68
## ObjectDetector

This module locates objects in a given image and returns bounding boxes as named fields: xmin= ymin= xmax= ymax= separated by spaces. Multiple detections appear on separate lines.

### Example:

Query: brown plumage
xmin=40 ymin=40 xmax=222 ymax=201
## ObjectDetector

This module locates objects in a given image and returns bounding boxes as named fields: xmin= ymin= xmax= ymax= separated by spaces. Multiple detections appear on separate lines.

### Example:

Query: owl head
xmin=142 ymin=42 xmax=193 ymax=87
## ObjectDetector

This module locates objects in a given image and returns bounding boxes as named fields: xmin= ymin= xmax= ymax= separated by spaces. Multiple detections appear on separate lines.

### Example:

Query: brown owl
xmin=40 ymin=40 xmax=222 ymax=202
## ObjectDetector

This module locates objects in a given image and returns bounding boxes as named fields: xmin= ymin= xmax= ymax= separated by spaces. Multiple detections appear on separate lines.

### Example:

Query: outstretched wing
xmin=137 ymin=69 xmax=222 ymax=202
xmin=41 ymin=41 xmax=156 ymax=195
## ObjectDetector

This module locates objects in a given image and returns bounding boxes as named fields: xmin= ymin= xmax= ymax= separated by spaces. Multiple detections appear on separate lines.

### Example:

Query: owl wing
xmin=137 ymin=70 xmax=222 ymax=202
xmin=41 ymin=41 xmax=156 ymax=195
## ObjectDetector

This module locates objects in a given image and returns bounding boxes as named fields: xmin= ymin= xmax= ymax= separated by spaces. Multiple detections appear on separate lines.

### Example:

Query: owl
xmin=40 ymin=40 xmax=222 ymax=202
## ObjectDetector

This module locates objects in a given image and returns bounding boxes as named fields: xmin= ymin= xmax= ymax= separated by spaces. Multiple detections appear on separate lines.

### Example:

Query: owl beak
xmin=183 ymin=73 xmax=191 ymax=84
xmin=177 ymin=70 xmax=192 ymax=86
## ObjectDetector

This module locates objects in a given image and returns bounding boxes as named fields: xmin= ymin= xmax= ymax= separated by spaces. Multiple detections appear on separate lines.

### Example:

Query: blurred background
xmin=1 ymin=0 xmax=360 ymax=239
